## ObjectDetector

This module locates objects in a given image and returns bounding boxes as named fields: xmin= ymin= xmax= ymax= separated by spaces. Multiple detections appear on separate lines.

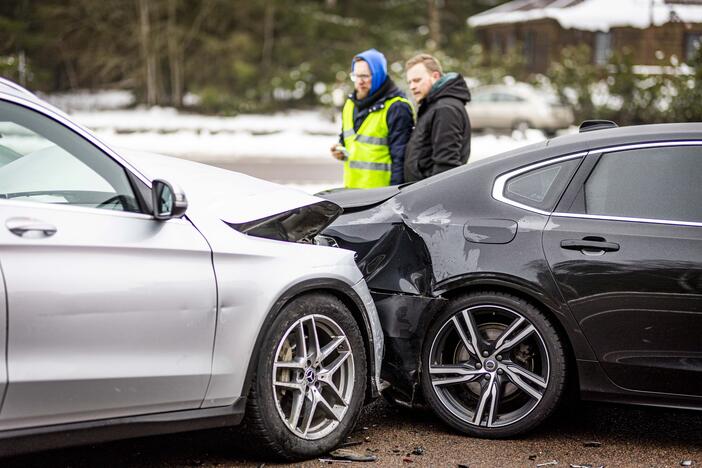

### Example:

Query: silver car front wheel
xmin=245 ymin=292 xmax=366 ymax=460
xmin=272 ymin=314 xmax=355 ymax=440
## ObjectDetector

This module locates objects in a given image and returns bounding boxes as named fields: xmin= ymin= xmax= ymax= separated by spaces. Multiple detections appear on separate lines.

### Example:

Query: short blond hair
xmin=405 ymin=53 xmax=443 ymax=74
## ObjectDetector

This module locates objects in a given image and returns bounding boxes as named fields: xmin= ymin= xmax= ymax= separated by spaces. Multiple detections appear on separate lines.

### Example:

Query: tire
xmin=420 ymin=291 xmax=566 ymax=438
xmin=245 ymin=292 xmax=367 ymax=460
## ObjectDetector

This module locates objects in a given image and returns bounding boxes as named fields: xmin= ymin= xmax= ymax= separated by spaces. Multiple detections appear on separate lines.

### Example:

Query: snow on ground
xmin=41 ymin=90 xmax=135 ymax=111
xmin=72 ymin=107 xmax=339 ymax=134
xmin=70 ymin=107 xmax=547 ymax=164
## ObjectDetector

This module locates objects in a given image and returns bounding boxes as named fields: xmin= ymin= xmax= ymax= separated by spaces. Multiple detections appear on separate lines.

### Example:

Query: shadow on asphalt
xmin=3 ymin=398 xmax=701 ymax=467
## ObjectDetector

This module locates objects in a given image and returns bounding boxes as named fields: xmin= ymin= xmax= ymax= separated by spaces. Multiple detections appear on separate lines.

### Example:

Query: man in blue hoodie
xmin=330 ymin=49 xmax=414 ymax=188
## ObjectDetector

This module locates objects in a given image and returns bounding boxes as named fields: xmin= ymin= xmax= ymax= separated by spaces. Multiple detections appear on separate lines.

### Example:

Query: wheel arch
xmin=241 ymin=278 xmax=379 ymax=403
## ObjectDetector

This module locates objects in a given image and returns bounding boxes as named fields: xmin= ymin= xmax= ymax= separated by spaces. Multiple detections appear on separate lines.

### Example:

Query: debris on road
xmin=583 ymin=441 xmax=602 ymax=448
xmin=327 ymin=449 xmax=377 ymax=462
xmin=536 ymin=461 xmax=558 ymax=467
xmin=412 ymin=446 xmax=425 ymax=456
xmin=681 ymin=461 xmax=695 ymax=467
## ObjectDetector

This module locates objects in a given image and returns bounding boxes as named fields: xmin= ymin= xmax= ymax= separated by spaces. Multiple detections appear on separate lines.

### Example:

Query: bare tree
xmin=427 ymin=0 xmax=442 ymax=50
xmin=261 ymin=0 xmax=276 ymax=104
xmin=137 ymin=0 xmax=159 ymax=105
xmin=167 ymin=0 xmax=183 ymax=106
xmin=165 ymin=0 xmax=214 ymax=107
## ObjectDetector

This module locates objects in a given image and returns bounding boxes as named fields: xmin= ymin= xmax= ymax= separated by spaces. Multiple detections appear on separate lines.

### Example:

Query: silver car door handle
xmin=6 ymin=217 xmax=57 ymax=238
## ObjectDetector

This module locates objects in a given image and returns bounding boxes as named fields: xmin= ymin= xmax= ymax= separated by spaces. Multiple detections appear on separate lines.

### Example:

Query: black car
xmin=319 ymin=122 xmax=702 ymax=438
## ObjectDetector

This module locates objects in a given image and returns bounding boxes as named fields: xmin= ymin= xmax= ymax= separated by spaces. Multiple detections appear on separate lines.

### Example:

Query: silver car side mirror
xmin=152 ymin=179 xmax=188 ymax=220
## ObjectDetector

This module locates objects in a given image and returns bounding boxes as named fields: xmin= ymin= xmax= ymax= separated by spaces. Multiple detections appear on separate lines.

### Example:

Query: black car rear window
xmin=504 ymin=158 xmax=581 ymax=211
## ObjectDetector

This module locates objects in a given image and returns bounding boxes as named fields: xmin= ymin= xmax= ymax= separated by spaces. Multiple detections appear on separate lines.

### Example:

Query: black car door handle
xmin=560 ymin=239 xmax=620 ymax=252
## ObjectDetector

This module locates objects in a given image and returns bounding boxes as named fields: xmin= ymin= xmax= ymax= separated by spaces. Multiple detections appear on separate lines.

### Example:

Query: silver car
xmin=0 ymin=78 xmax=384 ymax=460
xmin=467 ymin=83 xmax=574 ymax=135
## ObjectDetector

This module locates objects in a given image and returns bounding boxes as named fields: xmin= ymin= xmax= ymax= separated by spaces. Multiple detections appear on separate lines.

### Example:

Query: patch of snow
xmin=590 ymin=81 xmax=623 ymax=110
xmin=631 ymin=64 xmax=693 ymax=75
xmin=71 ymin=108 xmax=338 ymax=135
xmin=40 ymin=89 xmax=135 ymax=111
xmin=468 ymin=0 xmax=702 ymax=32
xmin=90 ymin=127 xmax=334 ymax=161
xmin=66 ymin=107 xmax=546 ymax=163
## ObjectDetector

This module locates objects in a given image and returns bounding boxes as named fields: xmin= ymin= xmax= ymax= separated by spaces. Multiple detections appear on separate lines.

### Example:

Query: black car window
xmin=494 ymin=93 xmax=525 ymax=103
xmin=472 ymin=93 xmax=490 ymax=103
xmin=581 ymin=146 xmax=702 ymax=223
xmin=503 ymin=158 xmax=581 ymax=211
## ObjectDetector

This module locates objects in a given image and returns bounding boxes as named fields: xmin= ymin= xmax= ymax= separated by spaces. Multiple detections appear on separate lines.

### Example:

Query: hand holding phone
xmin=331 ymin=144 xmax=349 ymax=161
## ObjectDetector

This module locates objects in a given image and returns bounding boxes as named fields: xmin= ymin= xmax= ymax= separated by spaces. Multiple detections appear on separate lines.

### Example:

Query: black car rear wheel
xmin=421 ymin=291 xmax=566 ymax=438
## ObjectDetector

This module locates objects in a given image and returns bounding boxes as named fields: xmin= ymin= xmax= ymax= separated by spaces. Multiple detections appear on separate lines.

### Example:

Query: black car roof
xmin=403 ymin=122 xmax=702 ymax=194
xmin=476 ymin=122 xmax=702 ymax=169
xmin=542 ymin=122 xmax=702 ymax=153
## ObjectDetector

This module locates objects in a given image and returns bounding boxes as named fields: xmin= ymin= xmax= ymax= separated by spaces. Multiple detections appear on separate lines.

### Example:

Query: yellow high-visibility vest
xmin=341 ymin=96 xmax=411 ymax=189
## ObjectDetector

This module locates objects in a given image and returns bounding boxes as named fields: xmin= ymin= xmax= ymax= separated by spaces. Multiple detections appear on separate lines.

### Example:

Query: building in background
xmin=468 ymin=0 xmax=702 ymax=72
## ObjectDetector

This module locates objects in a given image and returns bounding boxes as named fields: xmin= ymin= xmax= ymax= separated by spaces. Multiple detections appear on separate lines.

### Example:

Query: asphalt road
xmin=5 ymin=398 xmax=700 ymax=467
xmin=206 ymin=157 xmax=343 ymax=185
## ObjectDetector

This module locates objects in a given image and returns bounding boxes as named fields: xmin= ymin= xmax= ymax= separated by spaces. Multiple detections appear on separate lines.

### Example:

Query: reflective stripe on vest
xmin=355 ymin=135 xmax=388 ymax=145
xmin=349 ymin=160 xmax=391 ymax=171
xmin=341 ymin=96 xmax=411 ymax=189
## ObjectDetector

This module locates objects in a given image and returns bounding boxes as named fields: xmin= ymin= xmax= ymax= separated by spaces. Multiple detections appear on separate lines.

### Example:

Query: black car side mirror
xmin=152 ymin=179 xmax=188 ymax=220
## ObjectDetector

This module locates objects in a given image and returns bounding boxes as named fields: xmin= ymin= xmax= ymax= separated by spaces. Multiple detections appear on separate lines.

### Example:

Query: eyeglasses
xmin=350 ymin=73 xmax=372 ymax=82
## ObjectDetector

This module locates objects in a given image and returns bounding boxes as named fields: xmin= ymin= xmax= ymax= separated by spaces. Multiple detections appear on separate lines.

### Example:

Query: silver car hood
xmin=119 ymin=149 xmax=341 ymax=242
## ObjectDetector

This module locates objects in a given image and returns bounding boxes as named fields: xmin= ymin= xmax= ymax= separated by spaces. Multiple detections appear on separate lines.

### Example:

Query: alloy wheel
xmin=428 ymin=304 xmax=550 ymax=429
xmin=272 ymin=314 xmax=355 ymax=440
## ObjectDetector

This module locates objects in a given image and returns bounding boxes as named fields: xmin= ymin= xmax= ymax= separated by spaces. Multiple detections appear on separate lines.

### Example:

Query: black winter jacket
xmin=404 ymin=73 xmax=471 ymax=182
xmin=339 ymin=78 xmax=414 ymax=185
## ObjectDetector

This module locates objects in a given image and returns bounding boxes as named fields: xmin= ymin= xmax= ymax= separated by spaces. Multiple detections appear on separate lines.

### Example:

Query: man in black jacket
xmin=403 ymin=54 xmax=471 ymax=182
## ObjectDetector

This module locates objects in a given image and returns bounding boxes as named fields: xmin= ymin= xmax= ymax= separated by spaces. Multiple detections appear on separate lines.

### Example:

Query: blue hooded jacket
xmin=353 ymin=48 xmax=387 ymax=95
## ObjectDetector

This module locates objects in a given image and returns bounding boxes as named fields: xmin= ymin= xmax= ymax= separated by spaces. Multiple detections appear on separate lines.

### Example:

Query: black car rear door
xmin=543 ymin=143 xmax=702 ymax=397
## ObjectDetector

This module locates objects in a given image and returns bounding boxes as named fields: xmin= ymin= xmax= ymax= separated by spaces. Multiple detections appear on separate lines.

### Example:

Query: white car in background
xmin=0 ymin=78 xmax=383 ymax=461
xmin=467 ymin=83 xmax=574 ymax=135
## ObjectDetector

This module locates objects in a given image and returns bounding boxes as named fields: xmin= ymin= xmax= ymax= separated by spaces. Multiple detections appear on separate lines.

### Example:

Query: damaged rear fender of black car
xmin=321 ymin=195 xmax=452 ymax=402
